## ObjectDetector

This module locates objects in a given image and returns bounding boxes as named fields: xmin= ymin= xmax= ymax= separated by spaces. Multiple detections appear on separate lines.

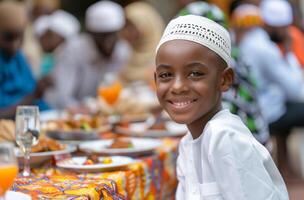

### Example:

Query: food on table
xmin=0 ymin=119 xmax=15 ymax=142
xmin=149 ymin=122 xmax=167 ymax=130
xmin=31 ymin=137 xmax=66 ymax=153
xmin=109 ymin=138 xmax=134 ymax=149
xmin=101 ymin=157 xmax=113 ymax=164
xmin=45 ymin=115 xmax=108 ymax=132
xmin=118 ymin=121 xmax=167 ymax=131
xmin=83 ymin=155 xmax=113 ymax=165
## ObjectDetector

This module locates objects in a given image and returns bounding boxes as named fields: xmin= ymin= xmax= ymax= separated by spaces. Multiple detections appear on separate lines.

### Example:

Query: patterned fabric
xmin=179 ymin=1 xmax=228 ymax=29
xmin=222 ymin=50 xmax=270 ymax=144
xmin=231 ymin=4 xmax=263 ymax=28
xmin=12 ymin=138 xmax=178 ymax=200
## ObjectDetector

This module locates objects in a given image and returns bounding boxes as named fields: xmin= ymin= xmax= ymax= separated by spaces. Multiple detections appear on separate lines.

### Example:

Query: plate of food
xmin=15 ymin=137 xmax=76 ymax=167
xmin=115 ymin=121 xmax=188 ymax=138
xmin=44 ymin=115 xmax=111 ymax=141
xmin=56 ymin=155 xmax=136 ymax=172
xmin=79 ymin=137 xmax=162 ymax=156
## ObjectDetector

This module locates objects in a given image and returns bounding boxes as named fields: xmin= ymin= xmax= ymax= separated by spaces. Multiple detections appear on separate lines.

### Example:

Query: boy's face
xmin=0 ymin=28 xmax=24 ymax=58
xmin=39 ymin=29 xmax=64 ymax=53
xmin=155 ymin=40 xmax=232 ymax=125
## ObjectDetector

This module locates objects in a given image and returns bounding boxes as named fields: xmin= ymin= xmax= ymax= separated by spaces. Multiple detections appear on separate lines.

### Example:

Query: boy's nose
xmin=171 ymin=76 xmax=188 ymax=94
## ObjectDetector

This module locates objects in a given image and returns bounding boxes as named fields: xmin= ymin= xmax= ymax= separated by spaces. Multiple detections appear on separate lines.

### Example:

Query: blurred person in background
xmin=177 ymin=0 xmax=197 ymax=10
xmin=267 ymin=1 xmax=304 ymax=69
xmin=0 ymin=1 xmax=52 ymax=119
xmin=45 ymin=0 xmax=130 ymax=110
xmin=23 ymin=0 xmax=61 ymax=77
xmin=229 ymin=0 xmax=261 ymax=12
xmin=120 ymin=1 xmax=165 ymax=85
xmin=236 ymin=0 xmax=304 ymax=172
xmin=178 ymin=1 xmax=270 ymax=145
xmin=33 ymin=10 xmax=80 ymax=77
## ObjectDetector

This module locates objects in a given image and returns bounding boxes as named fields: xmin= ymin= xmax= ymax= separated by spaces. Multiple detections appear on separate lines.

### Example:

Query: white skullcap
xmin=261 ymin=0 xmax=293 ymax=27
xmin=34 ymin=10 xmax=80 ymax=39
xmin=157 ymin=15 xmax=231 ymax=66
xmin=85 ymin=0 xmax=125 ymax=33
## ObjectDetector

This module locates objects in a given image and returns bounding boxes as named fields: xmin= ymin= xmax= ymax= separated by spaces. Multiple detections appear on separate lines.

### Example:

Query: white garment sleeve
xmin=44 ymin=43 xmax=80 ymax=109
xmin=207 ymin=130 xmax=289 ymax=200
xmin=175 ymin=142 xmax=186 ymax=200
xmin=260 ymin=47 xmax=304 ymax=101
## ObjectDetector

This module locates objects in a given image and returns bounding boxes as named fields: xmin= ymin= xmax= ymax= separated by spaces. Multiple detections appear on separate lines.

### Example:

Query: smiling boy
xmin=155 ymin=15 xmax=288 ymax=200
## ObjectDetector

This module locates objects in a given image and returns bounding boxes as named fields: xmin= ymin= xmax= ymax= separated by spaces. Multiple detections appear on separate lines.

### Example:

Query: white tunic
xmin=44 ymin=34 xmax=131 ymax=109
xmin=176 ymin=109 xmax=289 ymax=200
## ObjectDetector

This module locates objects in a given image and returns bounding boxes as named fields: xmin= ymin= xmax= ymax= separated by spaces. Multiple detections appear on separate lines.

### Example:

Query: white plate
xmin=15 ymin=145 xmax=76 ymax=167
xmin=79 ymin=138 xmax=162 ymax=156
xmin=57 ymin=156 xmax=135 ymax=172
xmin=40 ymin=110 xmax=67 ymax=122
xmin=115 ymin=121 xmax=187 ymax=138
xmin=5 ymin=191 xmax=31 ymax=200
xmin=46 ymin=124 xmax=112 ymax=141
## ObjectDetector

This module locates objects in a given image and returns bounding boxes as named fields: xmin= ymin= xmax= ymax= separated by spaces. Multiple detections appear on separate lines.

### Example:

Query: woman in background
xmin=120 ymin=1 xmax=165 ymax=85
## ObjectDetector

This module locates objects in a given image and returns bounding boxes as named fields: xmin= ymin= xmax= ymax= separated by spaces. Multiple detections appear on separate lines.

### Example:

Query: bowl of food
xmin=15 ymin=137 xmax=76 ymax=167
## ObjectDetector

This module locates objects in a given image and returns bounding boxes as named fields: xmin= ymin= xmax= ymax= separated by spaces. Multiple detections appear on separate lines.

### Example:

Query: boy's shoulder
xmin=203 ymin=110 xmax=257 ymax=157
xmin=206 ymin=109 xmax=251 ymax=135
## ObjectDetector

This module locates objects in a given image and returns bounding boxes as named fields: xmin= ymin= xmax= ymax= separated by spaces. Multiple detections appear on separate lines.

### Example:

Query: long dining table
xmin=12 ymin=134 xmax=179 ymax=200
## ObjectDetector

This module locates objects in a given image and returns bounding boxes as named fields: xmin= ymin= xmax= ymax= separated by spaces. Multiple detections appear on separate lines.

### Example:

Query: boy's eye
xmin=158 ymin=72 xmax=172 ymax=79
xmin=189 ymin=71 xmax=204 ymax=77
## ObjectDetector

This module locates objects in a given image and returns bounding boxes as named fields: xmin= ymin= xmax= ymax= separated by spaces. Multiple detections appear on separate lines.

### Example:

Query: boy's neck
xmin=187 ymin=105 xmax=222 ymax=140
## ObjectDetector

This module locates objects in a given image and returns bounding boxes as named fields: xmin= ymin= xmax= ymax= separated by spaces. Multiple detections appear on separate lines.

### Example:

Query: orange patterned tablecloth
xmin=12 ymin=138 xmax=179 ymax=200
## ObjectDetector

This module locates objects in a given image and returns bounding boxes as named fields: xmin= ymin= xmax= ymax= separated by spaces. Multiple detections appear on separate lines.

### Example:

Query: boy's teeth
xmin=173 ymin=101 xmax=192 ymax=106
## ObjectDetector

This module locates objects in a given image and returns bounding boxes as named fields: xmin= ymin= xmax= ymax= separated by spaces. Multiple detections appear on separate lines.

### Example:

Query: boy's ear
xmin=220 ymin=67 xmax=234 ymax=92
xmin=154 ymin=72 xmax=157 ymax=84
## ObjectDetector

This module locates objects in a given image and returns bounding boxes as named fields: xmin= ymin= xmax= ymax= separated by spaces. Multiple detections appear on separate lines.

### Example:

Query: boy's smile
xmin=155 ymin=40 xmax=233 ymax=137
xmin=166 ymin=98 xmax=198 ymax=113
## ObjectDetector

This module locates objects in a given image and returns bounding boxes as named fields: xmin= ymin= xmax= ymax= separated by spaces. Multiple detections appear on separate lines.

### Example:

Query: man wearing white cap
xmin=238 ymin=0 xmax=304 ymax=171
xmin=34 ymin=10 xmax=80 ymax=77
xmin=44 ymin=1 xmax=130 ymax=109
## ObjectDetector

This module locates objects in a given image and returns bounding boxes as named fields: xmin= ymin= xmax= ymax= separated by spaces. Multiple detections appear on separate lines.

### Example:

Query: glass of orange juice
xmin=98 ymin=73 xmax=122 ymax=106
xmin=0 ymin=142 xmax=18 ymax=199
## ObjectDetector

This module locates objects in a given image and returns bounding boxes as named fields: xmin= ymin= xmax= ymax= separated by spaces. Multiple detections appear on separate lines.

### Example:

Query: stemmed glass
xmin=0 ymin=142 xmax=18 ymax=200
xmin=15 ymin=106 xmax=40 ymax=177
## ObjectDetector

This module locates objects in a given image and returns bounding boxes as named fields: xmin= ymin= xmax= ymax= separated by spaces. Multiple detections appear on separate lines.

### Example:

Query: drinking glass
xmin=98 ymin=73 xmax=122 ymax=106
xmin=15 ymin=106 xmax=40 ymax=177
xmin=0 ymin=142 xmax=18 ymax=200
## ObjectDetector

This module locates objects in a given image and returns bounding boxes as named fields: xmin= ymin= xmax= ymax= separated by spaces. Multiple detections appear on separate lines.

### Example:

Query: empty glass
xmin=15 ymin=106 xmax=40 ymax=177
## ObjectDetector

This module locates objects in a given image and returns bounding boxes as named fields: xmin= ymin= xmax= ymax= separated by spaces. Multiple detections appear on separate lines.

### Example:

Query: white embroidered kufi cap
xmin=157 ymin=15 xmax=231 ymax=66
xmin=85 ymin=0 xmax=125 ymax=33
xmin=261 ymin=0 xmax=293 ymax=27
